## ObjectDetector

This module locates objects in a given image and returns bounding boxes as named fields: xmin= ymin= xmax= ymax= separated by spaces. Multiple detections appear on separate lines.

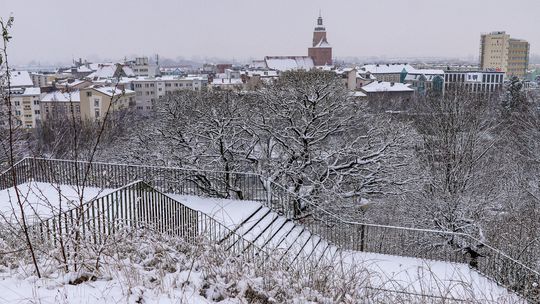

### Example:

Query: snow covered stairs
xmin=220 ymin=205 xmax=340 ymax=269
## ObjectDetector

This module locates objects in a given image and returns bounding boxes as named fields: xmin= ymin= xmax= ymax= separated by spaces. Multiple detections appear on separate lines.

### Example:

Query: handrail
xmin=0 ymin=157 xmax=28 ymax=175
xmin=268 ymin=182 xmax=540 ymax=275
xmin=25 ymin=157 xmax=264 ymax=177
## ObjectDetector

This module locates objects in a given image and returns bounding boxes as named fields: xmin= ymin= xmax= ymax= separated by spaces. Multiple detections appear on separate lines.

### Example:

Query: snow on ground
xmin=0 ymin=182 xmax=114 ymax=223
xmin=167 ymin=194 xmax=261 ymax=229
xmin=340 ymin=251 xmax=523 ymax=303
xmin=0 ymin=183 xmax=524 ymax=303
xmin=0 ymin=273 xmax=221 ymax=304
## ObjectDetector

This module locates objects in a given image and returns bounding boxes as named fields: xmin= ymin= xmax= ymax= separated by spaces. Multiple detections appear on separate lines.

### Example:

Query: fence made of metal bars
xmin=27 ymin=180 xmax=266 ymax=262
xmin=2 ymin=157 xmax=539 ymax=303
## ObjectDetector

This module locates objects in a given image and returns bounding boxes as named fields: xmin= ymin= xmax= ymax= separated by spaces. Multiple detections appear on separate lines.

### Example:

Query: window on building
xmin=33 ymin=100 xmax=39 ymax=105
xmin=95 ymin=109 xmax=100 ymax=118
xmin=86 ymin=91 xmax=92 ymax=97
xmin=35 ymin=110 xmax=40 ymax=115
xmin=14 ymin=101 xmax=20 ymax=106
xmin=94 ymin=99 xmax=100 ymax=107
xmin=15 ymin=110 xmax=21 ymax=116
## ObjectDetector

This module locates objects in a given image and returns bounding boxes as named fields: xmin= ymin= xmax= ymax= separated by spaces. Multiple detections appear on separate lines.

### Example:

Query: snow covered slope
xmin=167 ymin=193 xmax=522 ymax=302
xmin=0 ymin=183 xmax=524 ymax=302
xmin=0 ymin=182 xmax=114 ymax=222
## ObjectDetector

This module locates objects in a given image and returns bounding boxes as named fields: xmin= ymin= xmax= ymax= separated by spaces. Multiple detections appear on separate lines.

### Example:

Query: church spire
xmin=315 ymin=12 xmax=325 ymax=30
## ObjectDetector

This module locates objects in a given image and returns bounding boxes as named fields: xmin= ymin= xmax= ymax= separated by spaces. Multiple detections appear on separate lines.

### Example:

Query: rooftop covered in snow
xmin=264 ymin=56 xmax=315 ymax=72
xmin=361 ymin=81 xmax=414 ymax=93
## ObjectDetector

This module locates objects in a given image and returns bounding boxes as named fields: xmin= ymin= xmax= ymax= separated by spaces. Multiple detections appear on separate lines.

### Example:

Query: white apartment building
xmin=131 ymin=76 xmax=207 ymax=111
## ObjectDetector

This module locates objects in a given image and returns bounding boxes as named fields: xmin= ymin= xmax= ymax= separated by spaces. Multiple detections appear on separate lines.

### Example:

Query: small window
xmin=94 ymin=99 xmax=100 ymax=107
xmin=35 ymin=110 xmax=40 ymax=115
xmin=86 ymin=91 xmax=92 ymax=97
xmin=95 ymin=109 xmax=100 ymax=118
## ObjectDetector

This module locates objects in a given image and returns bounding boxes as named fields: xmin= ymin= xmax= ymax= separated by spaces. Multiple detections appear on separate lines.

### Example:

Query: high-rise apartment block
xmin=480 ymin=31 xmax=530 ymax=79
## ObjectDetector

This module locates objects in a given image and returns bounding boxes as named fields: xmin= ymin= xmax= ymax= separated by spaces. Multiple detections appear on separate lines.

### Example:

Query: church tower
xmin=308 ymin=13 xmax=332 ymax=66
xmin=312 ymin=14 xmax=327 ymax=47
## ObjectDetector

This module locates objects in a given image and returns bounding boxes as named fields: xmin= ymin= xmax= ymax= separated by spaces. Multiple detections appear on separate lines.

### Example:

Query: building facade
xmin=444 ymin=70 xmax=504 ymax=94
xmin=40 ymin=90 xmax=81 ymax=122
xmin=480 ymin=31 xmax=530 ymax=78
xmin=6 ymin=87 xmax=41 ymax=129
xmin=79 ymin=87 xmax=136 ymax=121
xmin=131 ymin=76 xmax=206 ymax=111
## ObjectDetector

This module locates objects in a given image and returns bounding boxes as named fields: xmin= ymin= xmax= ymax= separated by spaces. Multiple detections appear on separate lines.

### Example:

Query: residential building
xmin=240 ymin=69 xmax=279 ymax=90
xmin=131 ymin=76 xmax=206 ymax=111
xmin=30 ymin=73 xmax=52 ymax=87
xmin=40 ymin=90 xmax=81 ymax=121
xmin=307 ymin=14 xmax=332 ymax=66
xmin=358 ymin=64 xmax=416 ymax=83
xmin=79 ymin=86 xmax=136 ymax=120
xmin=360 ymin=81 xmax=414 ymax=99
xmin=444 ymin=70 xmax=504 ymax=93
xmin=128 ymin=57 xmax=160 ymax=78
xmin=86 ymin=63 xmax=135 ymax=81
xmin=55 ymin=79 xmax=93 ymax=91
xmin=403 ymin=69 xmax=445 ymax=95
xmin=480 ymin=31 xmax=530 ymax=78
xmin=209 ymin=78 xmax=244 ymax=90
xmin=5 ymin=87 xmax=41 ymax=129
xmin=7 ymin=70 xmax=34 ymax=88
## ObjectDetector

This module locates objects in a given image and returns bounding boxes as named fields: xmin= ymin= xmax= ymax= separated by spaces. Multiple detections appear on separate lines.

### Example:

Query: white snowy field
xmin=0 ymin=182 xmax=525 ymax=303
xmin=0 ymin=182 xmax=114 ymax=223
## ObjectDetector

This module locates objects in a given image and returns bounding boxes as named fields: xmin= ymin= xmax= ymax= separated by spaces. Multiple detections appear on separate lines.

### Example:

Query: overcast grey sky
xmin=1 ymin=0 xmax=538 ymax=65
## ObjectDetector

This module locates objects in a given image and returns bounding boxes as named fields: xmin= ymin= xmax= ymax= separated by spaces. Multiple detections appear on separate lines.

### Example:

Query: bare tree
xmin=410 ymin=90 xmax=500 ymax=246
xmin=0 ymin=15 xmax=41 ymax=277
xmin=252 ymin=70 xmax=413 ymax=218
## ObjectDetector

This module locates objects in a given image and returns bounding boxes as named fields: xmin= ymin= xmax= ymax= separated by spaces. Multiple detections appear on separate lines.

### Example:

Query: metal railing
xmin=2 ymin=157 xmax=540 ymax=302
xmin=27 ymin=180 xmax=267 ymax=262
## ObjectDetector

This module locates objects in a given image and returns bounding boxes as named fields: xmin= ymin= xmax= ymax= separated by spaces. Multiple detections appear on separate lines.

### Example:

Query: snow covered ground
xmin=0 ymin=182 xmax=525 ymax=303
xmin=0 ymin=182 xmax=114 ymax=223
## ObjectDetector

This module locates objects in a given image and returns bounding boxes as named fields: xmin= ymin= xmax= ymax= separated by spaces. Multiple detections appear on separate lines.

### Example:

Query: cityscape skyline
xmin=1 ymin=0 xmax=539 ymax=66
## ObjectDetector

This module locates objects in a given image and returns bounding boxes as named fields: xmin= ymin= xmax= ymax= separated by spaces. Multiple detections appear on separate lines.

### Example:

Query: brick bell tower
xmin=308 ymin=13 xmax=332 ymax=66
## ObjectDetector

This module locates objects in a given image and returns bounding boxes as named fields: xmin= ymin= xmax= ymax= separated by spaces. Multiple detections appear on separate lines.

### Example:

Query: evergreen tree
xmin=503 ymin=76 xmax=526 ymax=110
